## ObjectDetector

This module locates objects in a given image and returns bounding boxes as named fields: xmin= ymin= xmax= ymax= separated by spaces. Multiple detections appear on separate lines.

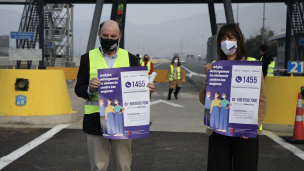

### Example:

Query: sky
xmin=0 ymin=2 xmax=286 ymax=57
xmin=1 ymin=3 xmax=276 ymax=25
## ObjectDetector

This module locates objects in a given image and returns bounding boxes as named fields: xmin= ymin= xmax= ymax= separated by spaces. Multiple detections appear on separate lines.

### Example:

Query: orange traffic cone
xmin=292 ymin=93 xmax=304 ymax=140
xmin=286 ymin=93 xmax=304 ymax=143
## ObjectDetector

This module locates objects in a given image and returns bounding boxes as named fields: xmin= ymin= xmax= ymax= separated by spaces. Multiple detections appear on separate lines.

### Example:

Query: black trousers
xmin=207 ymin=132 xmax=259 ymax=171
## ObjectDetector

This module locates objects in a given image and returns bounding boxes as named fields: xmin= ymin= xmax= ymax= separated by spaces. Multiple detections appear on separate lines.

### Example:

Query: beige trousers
xmin=86 ymin=134 xmax=132 ymax=171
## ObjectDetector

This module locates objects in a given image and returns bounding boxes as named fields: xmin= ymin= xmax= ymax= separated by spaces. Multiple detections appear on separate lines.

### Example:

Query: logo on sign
xmin=125 ymin=130 xmax=130 ymax=136
xmin=232 ymin=98 xmax=235 ymax=101
xmin=15 ymin=95 xmax=27 ymax=106
xmin=125 ymin=82 xmax=131 ymax=88
xmin=124 ymin=102 xmax=128 ymax=106
xmin=235 ymin=76 xmax=242 ymax=83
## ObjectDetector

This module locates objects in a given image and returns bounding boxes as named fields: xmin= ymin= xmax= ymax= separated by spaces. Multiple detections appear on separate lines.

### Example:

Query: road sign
xmin=287 ymin=61 xmax=304 ymax=73
xmin=10 ymin=32 xmax=34 ymax=39
xmin=300 ymin=37 xmax=304 ymax=46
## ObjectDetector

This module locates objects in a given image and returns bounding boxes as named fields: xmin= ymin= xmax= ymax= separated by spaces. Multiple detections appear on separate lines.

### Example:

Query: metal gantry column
xmin=120 ymin=0 xmax=127 ymax=49
xmin=71 ymin=5 xmax=74 ymax=63
xmin=223 ymin=0 xmax=235 ymax=24
xmin=38 ymin=3 xmax=45 ymax=69
xmin=110 ymin=0 xmax=119 ymax=21
xmin=86 ymin=0 xmax=104 ymax=52
xmin=208 ymin=0 xmax=217 ymax=35
xmin=66 ymin=3 xmax=70 ymax=66
xmin=285 ymin=6 xmax=292 ymax=69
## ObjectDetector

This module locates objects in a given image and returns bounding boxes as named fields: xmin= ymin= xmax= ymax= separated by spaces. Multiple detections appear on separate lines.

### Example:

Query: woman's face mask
xmin=115 ymin=102 xmax=118 ymax=104
xmin=108 ymin=102 xmax=111 ymax=105
xmin=174 ymin=60 xmax=178 ymax=63
xmin=221 ymin=40 xmax=238 ymax=55
xmin=222 ymin=96 xmax=226 ymax=99
xmin=215 ymin=95 xmax=219 ymax=97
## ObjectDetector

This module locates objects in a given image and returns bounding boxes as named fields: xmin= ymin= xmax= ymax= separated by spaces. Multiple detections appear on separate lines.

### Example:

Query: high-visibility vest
xmin=118 ymin=4 xmax=123 ymax=15
xmin=169 ymin=64 xmax=181 ymax=81
xmin=141 ymin=61 xmax=152 ymax=76
xmin=85 ymin=48 xmax=130 ymax=114
xmin=260 ymin=56 xmax=275 ymax=76
xmin=211 ymin=57 xmax=263 ymax=131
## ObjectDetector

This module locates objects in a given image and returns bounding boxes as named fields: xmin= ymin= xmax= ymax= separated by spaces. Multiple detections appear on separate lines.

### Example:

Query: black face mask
xmin=100 ymin=37 xmax=119 ymax=52
xmin=144 ymin=58 xmax=148 ymax=61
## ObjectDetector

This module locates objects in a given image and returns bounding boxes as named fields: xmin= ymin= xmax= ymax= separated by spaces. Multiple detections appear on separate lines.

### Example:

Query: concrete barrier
xmin=154 ymin=70 xmax=186 ymax=83
xmin=0 ymin=69 xmax=81 ymax=124
xmin=46 ymin=67 xmax=79 ymax=80
xmin=263 ymin=76 xmax=304 ymax=132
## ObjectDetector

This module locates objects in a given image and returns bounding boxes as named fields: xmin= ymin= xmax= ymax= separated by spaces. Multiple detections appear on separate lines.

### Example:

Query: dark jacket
xmin=74 ymin=48 xmax=138 ymax=135
xmin=259 ymin=52 xmax=273 ymax=78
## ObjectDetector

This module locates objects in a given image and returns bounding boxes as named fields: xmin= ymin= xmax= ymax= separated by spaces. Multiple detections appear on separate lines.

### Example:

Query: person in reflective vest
xmin=140 ymin=54 xmax=154 ymax=77
xmin=74 ymin=20 xmax=155 ymax=171
xmin=136 ymin=54 xmax=141 ymax=66
xmin=166 ymin=56 xmax=185 ymax=100
xmin=199 ymin=23 xmax=267 ymax=171
xmin=259 ymin=44 xmax=275 ymax=77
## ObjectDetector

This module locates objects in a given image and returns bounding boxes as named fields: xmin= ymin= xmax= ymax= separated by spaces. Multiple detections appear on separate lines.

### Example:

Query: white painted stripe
xmin=153 ymin=63 xmax=163 ymax=68
xmin=263 ymin=131 xmax=304 ymax=160
xmin=182 ymin=66 xmax=206 ymax=77
xmin=297 ymin=99 xmax=302 ymax=108
xmin=0 ymin=124 xmax=69 ymax=170
xmin=150 ymin=99 xmax=184 ymax=107
xmin=296 ymin=115 xmax=303 ymax=121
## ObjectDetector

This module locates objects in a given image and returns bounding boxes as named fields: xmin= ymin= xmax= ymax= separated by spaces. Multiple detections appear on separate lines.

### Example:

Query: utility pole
xmin=262 ymin=3 xmax=266 ymax=44
xmin=181 ymin=39 xmax=183 ymax=55
xmin=193 ymin=39 xmax=195 ymax=57
xmin=237 ymin=3 xmax=238 ymax=23
xmin=202 ymin=35 xmax=204 ymax=57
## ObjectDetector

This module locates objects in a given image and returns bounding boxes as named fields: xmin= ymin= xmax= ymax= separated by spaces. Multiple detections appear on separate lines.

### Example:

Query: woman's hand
xmin=204 ymin=63 xmax=213 ymax=74
xmin=225 ymin=107 xmax=229 ymax=109
xmin=241 ymin=135 xmax=248 ymax=139
xmin=219 ymin=103 xmax=222 ymax=108
xmin=147 ymin=83 xmax=155 ymax=94
xmin=182 ymin=79 xmax=185 ymax=83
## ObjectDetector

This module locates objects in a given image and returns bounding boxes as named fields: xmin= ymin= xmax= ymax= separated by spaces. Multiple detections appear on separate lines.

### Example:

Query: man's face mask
xmin=221 ymin=40 xmax=238 ymax=55
xmin=100 ymin=36 xmax=119 ymax=52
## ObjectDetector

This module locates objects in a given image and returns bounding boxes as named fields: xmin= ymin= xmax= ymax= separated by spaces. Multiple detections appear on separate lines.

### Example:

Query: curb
xmin=0 ymin=102 xmax=85 ymax=125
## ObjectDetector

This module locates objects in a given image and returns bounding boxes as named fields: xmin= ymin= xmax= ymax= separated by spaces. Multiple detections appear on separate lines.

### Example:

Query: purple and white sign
xmin=204 ymin=60 xmax=262 ymax=138
xmin=98 ymin=66 xmax=150 ymax=139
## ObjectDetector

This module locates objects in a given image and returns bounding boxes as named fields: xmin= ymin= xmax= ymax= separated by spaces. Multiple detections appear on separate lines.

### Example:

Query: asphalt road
xmin=1 ymin=67 xmax=304 ymax=170
xmin=1 ymin=128 xmax=304 ymax=171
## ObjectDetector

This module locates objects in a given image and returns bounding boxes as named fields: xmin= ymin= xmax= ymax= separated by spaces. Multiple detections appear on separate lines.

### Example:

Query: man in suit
xmin=75 ymin=20 xmax=155 ymax=171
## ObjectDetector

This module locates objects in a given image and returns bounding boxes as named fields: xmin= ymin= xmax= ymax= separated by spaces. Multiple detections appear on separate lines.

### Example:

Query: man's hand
xmin=89 ymin=77 xmax=101 ymax=93
xmin=182 ymin=79 xmax=185 ymax=83
xmin=147 ymin=83 xmax=155 ymax=94
xmin=166 ymin=80 xmax=169 ymax=83
xmin=204 ymin=63 xmax=213 ymax=74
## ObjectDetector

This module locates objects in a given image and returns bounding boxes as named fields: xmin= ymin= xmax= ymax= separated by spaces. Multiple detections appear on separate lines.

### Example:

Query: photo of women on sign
xmin=99 ymin=99 xmax=108 ymax=135
xmin=114 ymin=99 xmax=125 ymax=136
xmin=219 ymin=93 xmax=232 ymax=132
xmin=210 ymin=92 xmax=221 ymax=129
xmin=105 ymin=99 xmax=115 ymax=135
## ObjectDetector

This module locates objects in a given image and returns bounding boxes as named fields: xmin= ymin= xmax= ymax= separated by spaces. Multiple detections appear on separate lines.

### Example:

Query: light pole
xmin=201 ymin=35 xmax=204 ymax=57
xmin=262 ymin=3 xmax=266 ymax=44
xmin=193 ymin=39 xmax=195 ymax=57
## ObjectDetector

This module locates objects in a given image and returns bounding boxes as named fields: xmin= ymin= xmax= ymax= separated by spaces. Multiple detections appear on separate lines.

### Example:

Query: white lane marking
xmin=150 ymin=99 xmax=184 ymax=107
xmin=0 ymin=124 xmax=70 ymax=170
xmin=153 ymin=63 xmax=163 ymax=68
xmin=182 ymin=66 xmax=206 ymax=77
xmin=263 ymin=130 xmax=304 ymax=160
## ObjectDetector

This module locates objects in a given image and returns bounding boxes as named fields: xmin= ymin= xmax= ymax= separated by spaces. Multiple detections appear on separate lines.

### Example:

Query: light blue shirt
xmin=87 ymin=46 xmax=119 ymax=96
